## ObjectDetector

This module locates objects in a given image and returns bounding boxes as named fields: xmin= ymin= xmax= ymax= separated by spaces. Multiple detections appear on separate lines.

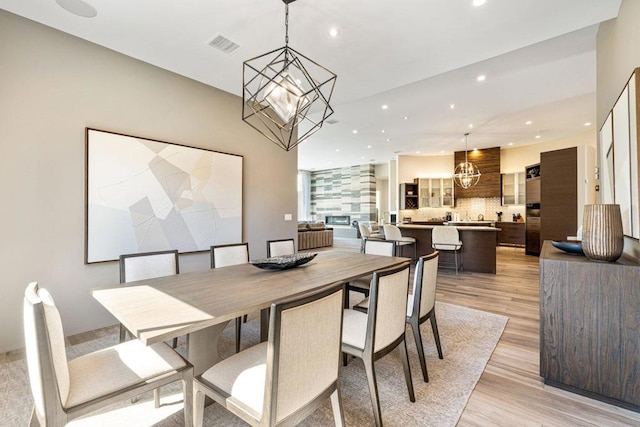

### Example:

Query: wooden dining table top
xmin=92 ymin=250 xmax=409 ymax=346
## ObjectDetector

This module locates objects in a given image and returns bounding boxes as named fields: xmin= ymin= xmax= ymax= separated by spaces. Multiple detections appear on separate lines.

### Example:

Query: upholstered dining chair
xmin=358 ymin=223 xmax=384 ymax=252
xmin=193 ymin=283 xmax=345 ymax=427
xmin=119 ymin=249 xmax=180 ymax=347
xmin=266 ymin=238 xmax=296 ymax=257
xmin=23 ymin=282 xmax=193 ymax=427
xmin=355 ymin=251 xmax=443 ymax=382
xmin=211 ymin=243 xmax=250 ymax=353
xmin=383 ymin=224 xmax=417 ymax=260
xmin=431 ymin=226 xmax=463 ymax=274
xmin=341 ymin=262 xmax=414 ymax=427
xmin=346 ymin=239 xmax=396 ymax=306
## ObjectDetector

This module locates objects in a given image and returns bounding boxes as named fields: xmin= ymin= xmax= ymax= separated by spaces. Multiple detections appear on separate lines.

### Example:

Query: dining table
xmin=92 ymin=250 xmax=409 ymax=375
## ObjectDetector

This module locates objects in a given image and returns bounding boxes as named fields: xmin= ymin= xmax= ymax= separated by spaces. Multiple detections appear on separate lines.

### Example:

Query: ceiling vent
xmin=207 ymin=34 xmax=241 ymax=54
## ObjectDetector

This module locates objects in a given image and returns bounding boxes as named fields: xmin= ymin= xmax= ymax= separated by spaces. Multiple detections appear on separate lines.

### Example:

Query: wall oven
xmin=526 ymin=203 xmax=541 ymax=255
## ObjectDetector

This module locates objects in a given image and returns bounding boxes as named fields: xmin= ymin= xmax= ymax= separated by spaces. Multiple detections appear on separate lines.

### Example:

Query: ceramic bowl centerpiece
xmin=581 ymin=204 xmax=624 ymax=262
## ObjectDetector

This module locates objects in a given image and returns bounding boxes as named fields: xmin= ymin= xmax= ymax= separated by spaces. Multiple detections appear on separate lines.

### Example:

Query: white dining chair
xmin=341 ymin=262 xmax=414 ymax=427
xmin=193 ymin=283 xmax=345 ymax=427
xmin=359 ymin=222 xmax=384 ymax=252
xmin=431 ymin=226 xmax=463 ymax=274
xmin=211 ymin=243 xmax=250 ymax=353
xmin=354 ymin=251 xmax=443 ymax=382
xmin=23 ymin=282 xmax=193 ymax=427
xmin=346 ymin=239 xmax=396 ymax=306
xmin=383 ymin=224 xmax=417 ymax=260
xmin=266 ymin=238 xmax=296 ymax=257
xmin=119 ymin=249 xmax=180 ymax=346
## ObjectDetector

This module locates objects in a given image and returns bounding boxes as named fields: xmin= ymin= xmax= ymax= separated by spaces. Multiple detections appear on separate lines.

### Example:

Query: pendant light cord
xmin=464 ymin=133 xmax=470 ymax=165
xmin=285 ymin=3 xmax=289 ymax=47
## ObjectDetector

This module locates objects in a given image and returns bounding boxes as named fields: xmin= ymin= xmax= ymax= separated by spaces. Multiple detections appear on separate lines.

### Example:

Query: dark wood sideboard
xmin=539 ymin=241 xmax=640 ymax=412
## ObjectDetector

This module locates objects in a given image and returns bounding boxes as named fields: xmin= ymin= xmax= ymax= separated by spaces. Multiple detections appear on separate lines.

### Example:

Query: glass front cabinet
xmin=418 ymin=178 xmax=454 ymax=208
xmin=501 ymin=172 xmax=526 ymax=205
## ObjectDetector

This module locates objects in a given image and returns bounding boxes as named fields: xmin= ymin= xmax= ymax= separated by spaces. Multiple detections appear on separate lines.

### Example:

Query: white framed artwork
xmin=85 ymin=128 xmax=243 ymax=263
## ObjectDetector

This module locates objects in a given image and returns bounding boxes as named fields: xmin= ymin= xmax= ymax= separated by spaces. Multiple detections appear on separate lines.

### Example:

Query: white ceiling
xmin=1 ymin=0 xmax=621 ymax=170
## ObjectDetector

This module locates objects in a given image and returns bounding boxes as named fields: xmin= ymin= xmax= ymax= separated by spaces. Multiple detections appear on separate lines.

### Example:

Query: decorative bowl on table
xmin=551 ymin=240 xmax=584 ymax=255
xmin=250 ymin=253 xmax=318 ymax=270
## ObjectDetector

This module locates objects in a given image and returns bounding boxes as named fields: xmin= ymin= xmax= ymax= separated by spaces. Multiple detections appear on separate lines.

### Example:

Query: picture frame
xmin=85 ymin=128 xmax=243 ymax=263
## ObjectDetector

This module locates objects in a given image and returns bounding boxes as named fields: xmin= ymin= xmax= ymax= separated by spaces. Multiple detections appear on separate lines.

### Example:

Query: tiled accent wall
xmin=310 ymin=165 xmax=376 ymax=223
xmin=400 ymin=197 xmax=526 ymax=222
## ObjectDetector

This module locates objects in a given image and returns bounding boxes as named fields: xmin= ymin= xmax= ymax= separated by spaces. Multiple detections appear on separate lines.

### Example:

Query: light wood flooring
xmin=6 ymin=240 xmax=640 ymax=426
xmin=333 ymin=238 xmax=640 ymax=426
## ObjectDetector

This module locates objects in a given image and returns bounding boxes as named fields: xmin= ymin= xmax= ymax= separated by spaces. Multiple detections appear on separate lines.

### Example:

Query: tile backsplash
xmin=399 ymin=197 xmax=526 ymax=222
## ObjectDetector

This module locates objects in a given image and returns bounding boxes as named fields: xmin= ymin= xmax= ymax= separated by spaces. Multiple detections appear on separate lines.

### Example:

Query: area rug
xmin=0 ymin=302 xmax=507 ymax=426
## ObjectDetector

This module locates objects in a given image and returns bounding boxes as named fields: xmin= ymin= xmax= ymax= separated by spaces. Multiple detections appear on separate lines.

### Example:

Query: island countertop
xmin=397 ymin=224 xmax=499 ymax=273
xmin=399 ymin=224 xmax=500 ymax=232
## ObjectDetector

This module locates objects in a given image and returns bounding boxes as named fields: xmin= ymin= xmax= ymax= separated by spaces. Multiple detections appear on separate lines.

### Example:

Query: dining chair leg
xmin=193 ymin=386 xmax=205 ymax=427
xmin=183 ymin=371 xmax=194 ymax=427
xmin=235 ymin=316 xmax=242 ymax=353
xmin=154 ymin=389 xmax=160 ymax=408
xmin=410 ymin=319 xmax=429 ymax=382
xmin=430 ymin=312 xmax=444 ymax=359
xmin=342 ymin=352 xmax=349 ymax=367
xmin=330 ymin=388 xmax=345 ymax=427
xmin=398 ymin=341 xmax=416 ymax=402
xmin=363 ymin=358 xmax=383 ymax=427
xmin=119 ymin=323 xmax=127 ymax=343
xmin=172 ymin=337 xmax=178 ymax=348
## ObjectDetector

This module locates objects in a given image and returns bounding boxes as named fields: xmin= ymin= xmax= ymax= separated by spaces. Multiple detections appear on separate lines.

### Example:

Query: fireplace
xmin=325 ymin=215 xmax=351 ymax=226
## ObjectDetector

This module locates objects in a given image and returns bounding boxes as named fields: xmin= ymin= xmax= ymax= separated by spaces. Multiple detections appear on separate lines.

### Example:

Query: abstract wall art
xmin=85 ymin=128 xmax=243 ymax=263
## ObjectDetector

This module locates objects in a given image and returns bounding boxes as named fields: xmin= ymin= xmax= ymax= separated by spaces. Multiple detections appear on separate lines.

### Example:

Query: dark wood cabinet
xmin=399 ymin=183 xmax=418 ymax=209
xmin=496 ymin=222 xmax=525 ymax=246
xmin=540 ymin=241 xmax=640 ymax=412
xmin=540 ymin=147 xmax=578 ymax=243
xmin=454 ymin=147 xmax=501 ymax=198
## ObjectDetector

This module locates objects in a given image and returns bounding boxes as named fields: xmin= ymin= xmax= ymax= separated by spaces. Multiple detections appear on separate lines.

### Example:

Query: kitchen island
xmin=398 ymin=224 xmax=500 ymax=274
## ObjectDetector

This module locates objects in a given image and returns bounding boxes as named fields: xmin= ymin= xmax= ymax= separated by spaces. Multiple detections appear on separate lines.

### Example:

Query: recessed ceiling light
xmin=381 ymin=129 xmax=385 ymax=133
xmin=381 ymin=105 xmax=389 ymax=110
xmin=469 ymin=123 xmax=474 ymax=128
xmin=367 ymin=145 xmax=372 ymax=148
xmin=525 ymin=120 xmax=533 ymax=125
xmin=477 ymin=74 xmax=486 ymax=82
xmin=403 ymin=116 xmax=409 ymax=120
xmin=352 ymin=130 xmax=358 ymax=134
xmin=361 ymin=156 xmax=365 ymax=159
xmin=55 ymin=0 xmax=97 ymax=17
xmin=584 ymin=122 xmax=592 ymax=126
xmin=336 ymin=149 xmax=340 ymax=152
xmin=386 ymin=138 xmax=391 ymax=142
xmin=329 ymin=27 xmax=339 ymax=38
xmin=416 ymin=151 xmax=420 ymax=154
xmin=450 ymin=104 xmax=455 ymax=109
xmin=440 ymin=150 xmax=445 ymax=154
xmin=508 ymin=142 xmax=514 ymax=146
xmin=473 ymin=0 xmax=487 ymax=6
xmin=535 ymin=134 xmax=542 ymax=139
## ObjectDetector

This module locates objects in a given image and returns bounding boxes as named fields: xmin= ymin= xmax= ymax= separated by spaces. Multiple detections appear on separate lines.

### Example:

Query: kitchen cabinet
xmin=400 ymin=182 xmax=418 ymax=209
xmin=539 ymin=145 xmax=596 ymax=245
xmin=501 ymin=172 xmax=526 ymax=205
xmin=540 ymin=241 xmax=640 ymax=411
xmin=496 ymin=222 xmax=525 ymax=246
xmin=417 ymin=178 xmax=454 ymax=208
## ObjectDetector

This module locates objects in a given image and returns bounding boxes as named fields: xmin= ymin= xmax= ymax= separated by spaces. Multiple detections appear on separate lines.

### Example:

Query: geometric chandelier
xmin=242 ymin=0 xmax=337 ymax=151
xmin=453 ymin=132 xmax=481 ymax=189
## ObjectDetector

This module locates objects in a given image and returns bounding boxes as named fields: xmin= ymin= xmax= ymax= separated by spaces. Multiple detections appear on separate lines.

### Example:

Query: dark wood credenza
xmin=539 ymin=241 xmax=640 ymax=412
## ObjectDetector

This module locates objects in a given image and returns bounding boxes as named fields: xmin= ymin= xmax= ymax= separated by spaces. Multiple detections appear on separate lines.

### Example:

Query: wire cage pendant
xmin=453 ymin=133 xmax=481 ymax=189
xmin=242 ymin=1 xmax=337 ymax=151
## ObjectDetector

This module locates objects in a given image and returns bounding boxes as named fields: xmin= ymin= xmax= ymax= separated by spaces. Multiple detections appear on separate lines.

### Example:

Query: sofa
xmin=297 ymin=221 xmax=333 ymax=250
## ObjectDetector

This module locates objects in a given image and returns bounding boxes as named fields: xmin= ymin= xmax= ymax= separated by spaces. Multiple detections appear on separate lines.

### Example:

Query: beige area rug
xmin=1 ymin=302 xmax=507 ymax=426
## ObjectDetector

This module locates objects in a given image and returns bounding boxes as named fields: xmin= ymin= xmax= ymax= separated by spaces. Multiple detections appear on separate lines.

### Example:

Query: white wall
xmin=501 ymin=129 xmax=596 ymax=172
xmin=0 ymin=11 xmax=298 ymax=352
